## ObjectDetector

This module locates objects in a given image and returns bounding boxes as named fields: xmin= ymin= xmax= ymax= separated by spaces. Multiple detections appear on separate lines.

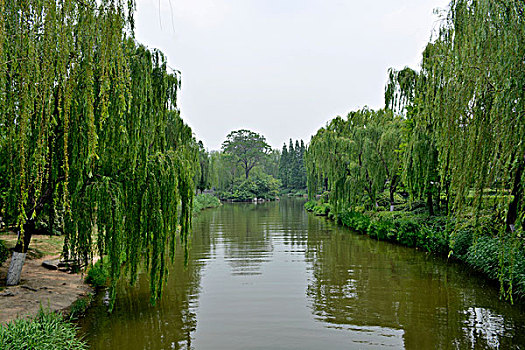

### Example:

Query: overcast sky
xmin=134 ymin=0 xmax=450 ymax=150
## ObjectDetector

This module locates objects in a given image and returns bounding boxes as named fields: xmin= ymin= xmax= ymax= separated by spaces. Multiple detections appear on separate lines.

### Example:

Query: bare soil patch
xmin=0 ymin=234 xmax=93 ymax=324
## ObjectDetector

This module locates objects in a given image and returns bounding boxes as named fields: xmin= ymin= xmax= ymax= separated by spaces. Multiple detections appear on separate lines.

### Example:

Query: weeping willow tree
xmin=387 ymin=0 xmax=524 ymax=232
xmin=0 ymin=0 xmax=198 ymax=309
xmin=306 ymin=108 xmax=403 ymax=213
xmin=338 ymin=0 xmax=524 ymax=300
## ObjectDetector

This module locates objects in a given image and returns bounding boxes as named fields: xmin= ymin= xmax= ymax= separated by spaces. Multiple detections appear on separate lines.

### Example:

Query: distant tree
xmin=221 ymin=130 xmax=271 ymax=179
xmin=298 ymin=140 xmax=307 ymax=189
xmin=278 ymin=139 xmax=307 ymax=191
xmin=261 ymin=149 xmax=281 ymax=179
xmin=196 ymin=141 xmax=211 ymax=194
xmin=278 ymin=144 xmax=289 ymax=188
xmin=288 ymin=139 xmax=295 ymax=187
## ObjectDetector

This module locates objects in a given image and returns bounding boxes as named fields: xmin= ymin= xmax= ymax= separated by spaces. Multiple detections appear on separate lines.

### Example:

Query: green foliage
xmin=192 ymin=194 xmax=221 ymax=215
xmin=0 ymin=0 xmax=199 ymax=309
xmin=69 ymin=295 xmax=93 ymax=320
xmin=220 ymin=174 xmax=280 ymax=201
xmin=85 ymin=260 xmax=109 ymax=289
xmin=306 ymin=108 xmax=404 ymax=212
xmin=338 ymin=210 xmax=371 ymax=233
xmin=221 ymin=129 xmax=271 ymax=179
xmin=450 ymin=229 xmax=473 ymax=260
xmin=0 ymin=308 xmax=87 ymax=350
xmin=0 ymin=240 xmax=8 ymax=266
xmin=304 ymin=201 xmax=316 ymax=212
xmin=279 ymin=139 xmax=307 ymax=190
xmin=195 ymin=142 xmax=212 ymax=193
xmin=304 ymin=200 xmax=332 ymax=217
xmin=466 ymin=236 xmax=525 ymax=301
xmin=305 ymin=0 xmax=525 ymax=301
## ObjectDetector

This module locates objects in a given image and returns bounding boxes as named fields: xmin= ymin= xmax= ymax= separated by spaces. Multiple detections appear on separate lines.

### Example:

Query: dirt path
xmin=0 ymin=235 xmax=93 ymax=324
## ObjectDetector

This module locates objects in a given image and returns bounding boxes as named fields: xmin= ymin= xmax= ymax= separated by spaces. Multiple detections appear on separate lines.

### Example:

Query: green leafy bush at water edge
xmin=304 ymin=200 xmax=332 ymax=216
xmin=306 ymin=200 xmax=525 ymax=300
xmin=68 ymin=295 xmax=93 ymax=320
xmin=219 ymin=174 xmax=280 ymax=201
xmin=0 ymin=308 xmax=86 ymax=350
xmin=85 ymin=260 xmax=109 ymax=288
xmin=193 ymin=194 xmax=221 ymax=215
xmin=466 ymin=236 xmax=525 ymax=300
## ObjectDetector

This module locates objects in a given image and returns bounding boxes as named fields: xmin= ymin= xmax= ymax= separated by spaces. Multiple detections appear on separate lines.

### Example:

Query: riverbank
xmin=0 ymin=234 xmax=93 ymax=324
xmin=0 ymin=194 xmax=221 ymax=348
xmin=305 ymin=200 xmax=525 ymax=303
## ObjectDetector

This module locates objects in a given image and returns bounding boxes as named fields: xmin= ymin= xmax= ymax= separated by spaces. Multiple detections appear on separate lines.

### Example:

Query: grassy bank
xmin=0 ymin=308 xmax=87 ymax=349
xmin=305 ymin=200 xmax=525 ymax=303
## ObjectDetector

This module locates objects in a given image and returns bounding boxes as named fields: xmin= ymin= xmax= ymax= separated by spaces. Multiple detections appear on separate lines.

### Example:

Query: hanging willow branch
xmin=307 ymin=0 xmax=525 ymax=302
xmin=0 ymin=0 xmax=198 ymax=309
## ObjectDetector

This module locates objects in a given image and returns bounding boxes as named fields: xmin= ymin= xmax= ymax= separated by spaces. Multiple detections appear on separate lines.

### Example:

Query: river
xmin=79 ymin=198 xmax=525 ymax=349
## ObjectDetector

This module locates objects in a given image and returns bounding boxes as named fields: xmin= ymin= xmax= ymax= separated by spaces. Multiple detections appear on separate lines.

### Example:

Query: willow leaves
xmin=0 ymin=0 xmax=198 ymax=308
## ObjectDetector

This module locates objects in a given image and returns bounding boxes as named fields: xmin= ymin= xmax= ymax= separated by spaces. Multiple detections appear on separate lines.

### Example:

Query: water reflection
xmin=303 ymin=211 xmax=525 ymax=349
xmin=215 ymin=203 xmax=275 ymax=275
xmin=78 ymin=210 xmax=214 ymax=349
xmin=80 ymin=198 xmax=525 ymax=349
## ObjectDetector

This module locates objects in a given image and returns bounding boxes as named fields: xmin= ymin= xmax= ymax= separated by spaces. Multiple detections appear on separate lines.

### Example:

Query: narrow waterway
xmin=79 ymin=198 xmax=525 ymax=349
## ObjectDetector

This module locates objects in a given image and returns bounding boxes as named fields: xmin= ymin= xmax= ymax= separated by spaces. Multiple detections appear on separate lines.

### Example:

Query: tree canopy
xmin=278 ymin=139 xmax=307 ymax=191
xmin=0 ymin=0 xmax=198 ymax=309
xmin=221 ymin=129 xmax=271 ymax=179
xmin=306 ymin=0 xmax=525 ymax=301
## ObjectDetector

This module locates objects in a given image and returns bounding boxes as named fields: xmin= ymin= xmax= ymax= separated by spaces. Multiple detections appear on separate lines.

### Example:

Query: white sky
xmin=134 ymin=0 xmax=451 ymax=150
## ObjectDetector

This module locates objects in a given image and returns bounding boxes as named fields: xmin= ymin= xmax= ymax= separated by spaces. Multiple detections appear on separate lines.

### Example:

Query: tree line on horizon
xmin=279 ymin=139 xmax=307 ymax=192
xmin=195 ymin=130 xmax=307 ymax=201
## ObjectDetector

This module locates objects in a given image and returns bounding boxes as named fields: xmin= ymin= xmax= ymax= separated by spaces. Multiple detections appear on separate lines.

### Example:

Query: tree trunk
xmin=6 ymin=220 xmax=35 ymax=286
xmin=427 ymin=186 xmax=434 ymax=216
xmin=506 ymin=154 xmax=524 ymax=232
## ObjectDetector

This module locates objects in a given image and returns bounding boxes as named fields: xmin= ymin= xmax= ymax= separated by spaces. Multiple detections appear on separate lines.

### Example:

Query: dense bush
xmin=338 ymin=210 xmax=370 ymax=233
xmin=304 ymin=200 xmax=331 ymax=216
xmin=0 ymin=308 xmax=86 ymax=350
xmin=306 ymin=199 xmax=525 ymax=301
xmin=85 ymin=260 xmax=109 ymax=288
xmin=450 ymin=228 xmax=473 ymax=259
xmin=0 ymin=240 xmax=8 ymax=266
xmin=466 ymin=236 xmax=525 ymax=301
xmin=220 ymin=174 xmax=280 ymax=201
xmin=193 ymin=194 xmax=221 ymax=215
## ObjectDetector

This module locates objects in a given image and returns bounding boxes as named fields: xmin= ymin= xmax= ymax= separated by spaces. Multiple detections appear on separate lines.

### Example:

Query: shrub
xmin=367 ymin=219 xmax=395 ymax=241
xmin=85 ymin=259 xmax=109 ymax=288
xmin=223 ymin=174 xmax=280 ymax=201
xmin=450 ymin=228 xmax=473 ymax=259
xmin=0 ymin=240 xmax=8 ymax=266
xmin=466 ymin=236 xmax=525 ymax=300
xmin=193 ymin=194 xmax=221 ymax=215
xmin=304 ymin=200 xmax=332 ymax=216
xmin=338 ymin=210 xmax=370 ymax=233
xmin=393 ymin=217 xmax=419 ymax=247
xmin=0 ymin=307 xmax=86 ymax=350
xmin=313 ymin=203 xmax=331 ymax=216
xmin=304 ymin=201 xmax=316 ymax=211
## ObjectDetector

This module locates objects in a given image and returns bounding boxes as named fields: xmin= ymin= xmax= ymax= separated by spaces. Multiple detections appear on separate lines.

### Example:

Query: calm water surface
xmin=79 ymin=198 xmax=525 ymax=349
